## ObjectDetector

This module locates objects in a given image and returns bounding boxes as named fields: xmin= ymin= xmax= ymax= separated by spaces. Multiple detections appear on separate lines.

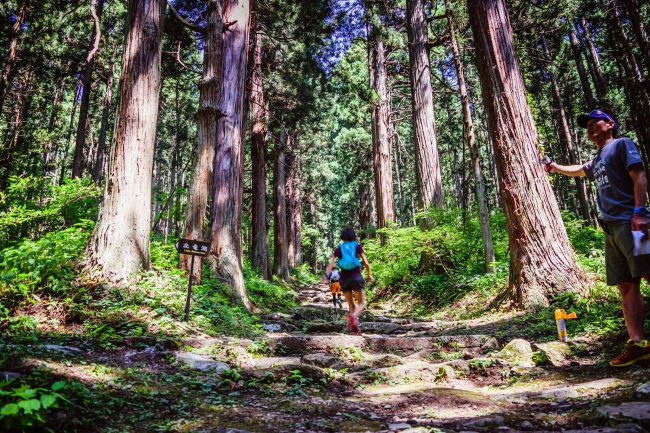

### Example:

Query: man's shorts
xmin=330 ymin=281 xmax=341 ymax=294
xmin=340 ymin=273 xmax=365 ymax=292
xmin=604 ymin=222 xmax=650 ymax=285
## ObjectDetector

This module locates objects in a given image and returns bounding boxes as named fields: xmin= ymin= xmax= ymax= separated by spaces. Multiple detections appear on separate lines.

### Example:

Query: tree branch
xmin=87 ymin=0 xmax=101 ymax=63
xmin=167 ymin=0 xmax=206 ymax=33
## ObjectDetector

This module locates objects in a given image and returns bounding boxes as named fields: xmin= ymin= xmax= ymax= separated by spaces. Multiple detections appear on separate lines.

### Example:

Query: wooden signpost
xmin=174 ymin=238 xmax=210 ymax=321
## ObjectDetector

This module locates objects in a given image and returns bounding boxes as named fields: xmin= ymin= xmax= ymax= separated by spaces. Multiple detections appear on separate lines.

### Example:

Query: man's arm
xmin=630 ymin=165 xmax=648 ymax=208
xmin=547 ymin=162 xmax=586 ymax=177
xmin=630 ymin=164 xmax=649 ymax=236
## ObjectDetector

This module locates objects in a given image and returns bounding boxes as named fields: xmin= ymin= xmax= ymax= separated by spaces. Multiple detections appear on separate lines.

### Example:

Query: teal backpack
xmin=338 ymin=241 xmax=361 ymax=270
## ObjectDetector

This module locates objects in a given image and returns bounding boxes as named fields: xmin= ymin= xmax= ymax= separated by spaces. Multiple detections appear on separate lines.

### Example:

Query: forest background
xmin=0 ymin=0 xmax=649 ymax=393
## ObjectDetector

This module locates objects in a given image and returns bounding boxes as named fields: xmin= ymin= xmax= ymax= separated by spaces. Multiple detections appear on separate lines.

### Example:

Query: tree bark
xmin=406 ymin=0 xmax=444 ymax=226
xmin=165 ymin=76 xmax=181 ymax=243
xmin=0 ymin=0 xmax=27 ymax=117
xmin=44 ymin=78 xmax=64 ymax=180
xmin=181 ymin=0 xmax=224 ymax=281
xmin=273 ymin=130 xmax=290 ymax=281
xmin=250 ymin=28 xmax=271 ymax=279
xmin=446 ymin=0 xmax=495 ymax=272
xmin=58 ymin=82 xmax=82 ymax=184
xmin=72 ymin=0 xmax=104 ymax=179
xmin=367 ymin=8 xmax=395 ymax=242
xmin=209 ymin=0 xmax=254 ymax=310
xmin=568 ymin=27 xmax=596 ymax=108
xmin=93 ymin=45 xmax=117 ymax=185
xmin=83 ymin=0 xmax=166 ymax=283
xmin=286 ymin=133 xmax=302 ymax=268
xmin=467 ymin=0 xmax=584 ymax=307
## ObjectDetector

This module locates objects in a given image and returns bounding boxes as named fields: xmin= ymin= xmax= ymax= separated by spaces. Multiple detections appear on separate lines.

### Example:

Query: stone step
xmin=267 ymin=333 xmax=492 ymax=355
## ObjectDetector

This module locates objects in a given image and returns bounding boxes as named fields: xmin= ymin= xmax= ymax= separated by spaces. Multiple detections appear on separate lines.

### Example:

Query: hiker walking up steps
xmin=326 ymin=228 xmax=374 ymax=335
xmin=545 ymin=108 xmax=650 ymax=367
xmin=327 ymin=267 xmax=343 ymax=308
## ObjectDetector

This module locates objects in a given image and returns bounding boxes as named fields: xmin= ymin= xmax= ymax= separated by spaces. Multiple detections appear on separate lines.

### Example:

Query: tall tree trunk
xmin=165 ymin=76 xmax=181 ymax=243
xmin=286 ymin=133 xmax=302 ymax=268
xmin=93 ymin=45 xmax=117 ymax=184
xmin=72 ymin=0 xmax=104 ymax=179
xmin=209 ymin=0 xmax=253 ymax=310
xmin=273 ymin=130 xmax=290 ymax=281
xmin=44 ymin=78 xmax=64 ymax=179
xmin=181 ymin=0 xmax=224 ymax=281
xmin=59 ymin=81 xmax=82 ymax=184
xmin=83 ymin=0 xmax=165 ymax=283
xmin=578 ymin=17 xmax=608 ymax=102
xmin=250 ymin=28 xmax=270 ymax=279
xmin=406 ymin=0 xmax=444 ymax=227
xmin=359 ymin=151 xmax=374 ymax=238
xmin=622 ymin=0 xmax=650 ymax=75
xmin=367 ymin=9 xmax=395 ymax=242
xmin=568 ymin=27 xmax=596 ymax=108
xmin=467 ymin=0 xmax=584 ymax=307
xmin=0 ymin=0 xmax=27 ymax=116
xmin=446 ymin=0 xmax=495 ymax=272
xmin=541 ymin=36 xmax=593 ymax=225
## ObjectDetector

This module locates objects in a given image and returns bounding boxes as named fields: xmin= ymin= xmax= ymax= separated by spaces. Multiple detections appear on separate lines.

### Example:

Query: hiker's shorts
xmin=330 ymin=281 xmax=341 ymax=294
xmin=340 ymin=273 xmax=365 ymax=292
xmin=603 ymin=222 xmax=650 ymax=285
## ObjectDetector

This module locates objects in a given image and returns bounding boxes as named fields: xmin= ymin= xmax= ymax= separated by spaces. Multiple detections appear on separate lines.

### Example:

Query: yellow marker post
xmin=554 ymin=309 xmax=578 ymax=342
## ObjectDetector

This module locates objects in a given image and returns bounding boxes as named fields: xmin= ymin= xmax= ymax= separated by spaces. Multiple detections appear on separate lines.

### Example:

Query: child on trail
xmin=325 ymin=228 xmax=374 ymax=335
xmin=545 ymin=108 xmax=650 ymax=367
xmin=327 ymin=267 xmax=343 ymax=308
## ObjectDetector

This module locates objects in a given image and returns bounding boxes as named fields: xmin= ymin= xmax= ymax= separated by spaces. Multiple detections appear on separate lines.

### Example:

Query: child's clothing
xmin=328 ymin=269 xmax=343 ymax=308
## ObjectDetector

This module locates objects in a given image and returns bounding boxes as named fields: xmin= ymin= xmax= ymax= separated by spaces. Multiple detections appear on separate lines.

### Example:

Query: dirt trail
xmin=4 ymin=282 xmax=650 ymax=432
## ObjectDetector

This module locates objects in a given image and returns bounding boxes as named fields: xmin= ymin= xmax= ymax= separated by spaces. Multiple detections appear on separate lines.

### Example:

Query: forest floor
xmin=4 ymin=281 xmax=650 ymax=432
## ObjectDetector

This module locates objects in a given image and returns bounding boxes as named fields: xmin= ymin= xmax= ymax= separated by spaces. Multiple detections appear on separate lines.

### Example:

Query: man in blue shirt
xmin=547 ymin=109 xmax=650 ymax=367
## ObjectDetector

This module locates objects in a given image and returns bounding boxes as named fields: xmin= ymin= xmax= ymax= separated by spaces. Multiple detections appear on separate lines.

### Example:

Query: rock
xmin=302 ymin=321 xmax=346 ymax=333
xmin=498 ymin=339 xmax=534 ymax=367
xmin=597 ymin=402 xmax=650 ymax=421
xmin=636 ymin=382 xmax=650 ymax=398
xmin=250 ymin=357 xmax=301 ymax=369
xmin=387 ymin=422 xmax=411 ymax=431
xmin=398 ymin=428 xmax=430 ymax=433
xmin=561 ymin=424 xmax=645 ymax=433
xmin=436 ymin=365 xmax=456 ymax=380
xmin=539 ymin=387 xmax=579 ymax=400
xmin=175 ymin=352 xmax=230 ymax=372
xmin=481 ymin=337 xmax=500 ymax=353
xmin=261 ymin=323 xmax=282 ymax=332
xmin=463 ymin=415 xmax=505 ymax=428
xmin=43 ymin=344 xmax=82 ymax=355
xmin=443 ymin=359 xmax=470 ymax=374
xmin=360 ymin=322 xmax=401 ymax=334
xmin=521 ymin=420 xmax=533 ymax=430
xmin=302 ymin=353 xmax=340 ymax=368
xmin=534 ymin=341 xmax=572 ymax=366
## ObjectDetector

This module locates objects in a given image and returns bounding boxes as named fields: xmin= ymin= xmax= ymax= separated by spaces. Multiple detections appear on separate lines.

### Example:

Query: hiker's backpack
xmin=338 ymin=241 xmax=361 ymax=270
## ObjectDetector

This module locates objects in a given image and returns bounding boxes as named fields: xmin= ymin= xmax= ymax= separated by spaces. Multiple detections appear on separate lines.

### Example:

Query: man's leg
xmin=619 ymin=280 xmax=645 ymax=342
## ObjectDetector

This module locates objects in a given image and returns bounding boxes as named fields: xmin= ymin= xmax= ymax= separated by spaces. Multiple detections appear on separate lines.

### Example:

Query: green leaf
xmin=51 ymin=381 xmax=65 ymax=391
xmin=40 ymin=394 xmax=57 ymax=409
xmin=17 ymin=398 xmax=41 ymax=414
xmin=0 ymin=403 xmax=19 ymax=416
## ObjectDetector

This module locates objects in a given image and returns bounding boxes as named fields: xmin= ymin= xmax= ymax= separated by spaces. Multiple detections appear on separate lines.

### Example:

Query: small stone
xmin=175 ymin=352 xmax=230 ymax=372
xmin=636 ymin=382 xmax=650 ymax=398
xmin=597 ymin=402 xmax=650 ymax=421
xmin=498 ymin=339 xmax=534 ymax=367
xmin=534 ymin=341 xmax=572 ymax=367
xmin=387 ymin=423 xmax=411 ymax=431
xmin=521 ymin=420 xmax=533 ymax=430
xmin=43 ymin=344 xmax=83 ymax=355
xmin=481 ymin=337 xmax=500 ymax=352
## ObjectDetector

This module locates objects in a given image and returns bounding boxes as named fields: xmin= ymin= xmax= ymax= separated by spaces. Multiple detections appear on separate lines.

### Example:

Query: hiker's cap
xmin=577 ymin=109 xmax=617 ymax=129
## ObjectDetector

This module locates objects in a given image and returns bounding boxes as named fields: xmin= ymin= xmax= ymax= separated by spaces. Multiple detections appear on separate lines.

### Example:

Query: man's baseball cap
xmin=577 ymin=109 xmax=618 ymax=130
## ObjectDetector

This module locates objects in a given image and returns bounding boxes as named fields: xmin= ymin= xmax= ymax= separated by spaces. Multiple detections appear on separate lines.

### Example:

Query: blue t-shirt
xmin=582 ymin=137 xmax=643 ymax=222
